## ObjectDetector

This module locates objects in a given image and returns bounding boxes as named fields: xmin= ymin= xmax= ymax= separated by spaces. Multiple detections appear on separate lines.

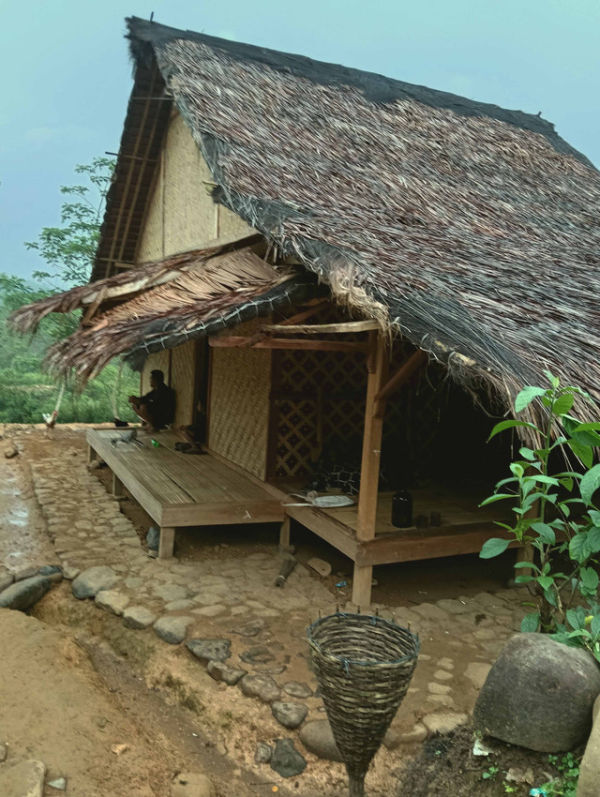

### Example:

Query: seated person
xmin=128 ymin=369 xmax=175 ymax=431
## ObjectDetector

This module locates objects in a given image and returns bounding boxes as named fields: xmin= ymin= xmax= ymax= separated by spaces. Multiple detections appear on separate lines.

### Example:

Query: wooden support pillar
xmin=357 ymin=332 xmax=388 ymax=542
xmin=352 ymin=563 xmax=374 ymax=609
xmin=158 ymin=527 xmax=175 ymax=559
xmin=112 ymin=473 xmax=124 ymax=498
xmin=279 ymin=516 xmax=291 ymax=550
xmin=87 ymin=444 xmax=97 ymax=466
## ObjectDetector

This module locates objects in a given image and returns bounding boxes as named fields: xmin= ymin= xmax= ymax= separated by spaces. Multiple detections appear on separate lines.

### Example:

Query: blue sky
xmin=1 ymin=0 xmax=598 ymax=280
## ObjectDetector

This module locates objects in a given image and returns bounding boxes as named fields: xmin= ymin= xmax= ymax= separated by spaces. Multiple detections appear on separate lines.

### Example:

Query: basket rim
xmin=307 ymin=612 xmax=420 ymax=668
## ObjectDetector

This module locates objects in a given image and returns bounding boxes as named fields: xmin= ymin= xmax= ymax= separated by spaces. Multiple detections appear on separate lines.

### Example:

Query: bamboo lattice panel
xmin=271 ymin=332 xmax=450 ymax=483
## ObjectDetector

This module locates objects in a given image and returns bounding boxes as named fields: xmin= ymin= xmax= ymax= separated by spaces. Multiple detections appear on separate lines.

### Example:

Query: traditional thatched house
xmin=12 ymin=17 xmax=600 ymax=605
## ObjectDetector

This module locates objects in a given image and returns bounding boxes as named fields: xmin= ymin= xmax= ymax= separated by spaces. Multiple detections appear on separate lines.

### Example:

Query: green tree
xmin=25 ymin=157 xmax=115 ymax=287
xmin=0 ymin=157 xmax=138 ymax=424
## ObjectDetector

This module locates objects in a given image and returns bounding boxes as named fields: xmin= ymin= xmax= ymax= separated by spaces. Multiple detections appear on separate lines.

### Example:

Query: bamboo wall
xmin=208 ymin=320 xmax=272 ymax=479
xmin=135 ymin=111 xmax=254 ymax=430
xmin=136 ymin=112 xmax=253 ymax=263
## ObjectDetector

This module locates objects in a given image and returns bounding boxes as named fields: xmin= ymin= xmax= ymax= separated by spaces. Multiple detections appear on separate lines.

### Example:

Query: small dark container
xmin=391 ymin=489 xmax=413 ymax=528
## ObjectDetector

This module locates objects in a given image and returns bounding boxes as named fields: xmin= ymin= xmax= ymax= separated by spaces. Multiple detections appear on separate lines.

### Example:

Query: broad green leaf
xmin=530 ymin=522 xmax=556 ymax=545
xmin=580 ymin=464 xmax=600 ymax=506
xmin=479 ymin=493 xmax=515 ymax=507
xmin=515 ymin=386 xmax=547 ymax=413
xmin=487 ymin=419 xmax=538 ymax=441
xmin=568 ymin=438 xmax=594 ymax=468
xmin=537 ymin=575 xmax=554 ymax=590
xmin=569 ymin=534 xmax=587 ymax=563
xmin=580 ymin=567 xmax=599 ymax=592
xmin=514 ymin=574 xmax=534 ymax=584
xmin=514 ymin=561 xmax=540 ymax=571
xmin=573 ymin=423 xmax=600 ymax=433
xmin=544 ymin=587 xmax=558 ymax=607
xmin=510 ymin=463 xmax=525 ymax=478
xmin=521 ymin=612 xmax=540 ymax=632
xmin=559 ymin=477 xmax=574 ymax=492
xmin=480 ymin=537 xmax=511 ymax=559
xmin=525 ymin=474 xmax=559 ymax=486
xmin=519 ymin=447 xmax=536 ymax=461
xmin=586 ymin=527 xmax=600 ymax=555
xmin=543 ymin=369 xmax=559 ymax=388
xmin=572 ymin=430 xmax=600 ymax=447
xmin=567 ymin=608 xmax=583 ymax=629
xmin=553 ymin=394 xmax=574 ymax=415
xmin=589 ymin=510 xmax=600 ymax=526
xmin=591 ymin=616 xmax=600 ymax=637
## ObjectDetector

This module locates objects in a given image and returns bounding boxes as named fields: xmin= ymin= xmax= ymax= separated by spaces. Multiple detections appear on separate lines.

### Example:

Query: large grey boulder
xmin=577 ymin=694 xmax=600 ymax=797
xmin=72 ymin=566 xmax=118 ymax=599
xmin=474 ymin=633 xmax=600 ymax=752
xmin=0 ymin=575 xmax=52 ymax=611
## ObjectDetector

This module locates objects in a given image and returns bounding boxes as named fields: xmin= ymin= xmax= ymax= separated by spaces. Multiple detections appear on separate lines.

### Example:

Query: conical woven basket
xmin=307 ymin=612 xmax=419 ymax=797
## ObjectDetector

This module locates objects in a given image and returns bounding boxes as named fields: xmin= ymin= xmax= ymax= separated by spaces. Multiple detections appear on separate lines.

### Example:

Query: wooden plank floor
xmin=87 ymin=428 xmax=284 ymax=527
xmin=283 ymin=485 xmax=514 ymax=567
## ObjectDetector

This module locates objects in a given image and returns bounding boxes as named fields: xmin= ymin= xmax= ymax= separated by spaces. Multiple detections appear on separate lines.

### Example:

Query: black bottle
xmin=391 ymin=489 xmax=413 ymax=528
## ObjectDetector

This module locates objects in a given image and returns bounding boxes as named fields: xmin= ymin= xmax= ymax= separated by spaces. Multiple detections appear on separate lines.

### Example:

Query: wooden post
xmin=352 ymin=563 xmax=373 ymax=610
xmin=112 ymin=473 xmax=124 ymax=498
xmin=158 ymin=527 xmax=175 ymax=559
xmin=354 ymin=332 xmax=387 ymax=608
xmin=357 ymin=332 xmax=388 ymax=541
xmin=279 ymin=516 xmax=291 ymax=550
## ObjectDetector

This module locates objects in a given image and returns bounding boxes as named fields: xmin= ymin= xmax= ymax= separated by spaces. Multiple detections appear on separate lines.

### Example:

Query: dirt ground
xmin=0 ymin=424 xmax=540 ymax=797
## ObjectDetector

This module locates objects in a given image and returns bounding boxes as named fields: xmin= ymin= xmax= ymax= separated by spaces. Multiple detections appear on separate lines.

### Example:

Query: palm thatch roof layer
xmin=13 ymin=245 xmax=317 ymax=382
xmin=120 ymin=18 xmax=600 ymax=407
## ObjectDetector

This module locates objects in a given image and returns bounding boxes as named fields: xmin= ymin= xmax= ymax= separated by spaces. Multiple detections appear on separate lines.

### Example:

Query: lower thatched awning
xmin=10 ymin=245 xmax=320 ymax=383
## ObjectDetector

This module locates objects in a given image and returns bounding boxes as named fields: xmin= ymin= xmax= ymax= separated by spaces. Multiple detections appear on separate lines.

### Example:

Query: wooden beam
xmin=276 ymin=299 xmax=329 ymax=326
xmin=264 ymin=320 xmax=380 ymax=335
xmin=357 ymin=332 xmax=388 ymax=541
xmin=209 ymin=336 xmax=368 ymax=353
xmin=374 ymin=349 xmax=427 ymax=416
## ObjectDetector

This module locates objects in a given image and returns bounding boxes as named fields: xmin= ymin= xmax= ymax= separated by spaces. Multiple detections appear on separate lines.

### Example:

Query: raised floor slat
xmin=86 ymin=428 xmax=284 ymax=528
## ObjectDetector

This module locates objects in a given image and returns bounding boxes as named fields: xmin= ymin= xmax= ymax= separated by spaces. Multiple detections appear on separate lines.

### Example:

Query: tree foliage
xmin=0 ymin=158 xmax=139 ymax=424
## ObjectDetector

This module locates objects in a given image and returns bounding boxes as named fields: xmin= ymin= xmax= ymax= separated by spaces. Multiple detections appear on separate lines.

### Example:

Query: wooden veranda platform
xmin=87 ymin=429 xmax=284 ymax=557
xmin=281 ymin=487 xmax=516 ymax=606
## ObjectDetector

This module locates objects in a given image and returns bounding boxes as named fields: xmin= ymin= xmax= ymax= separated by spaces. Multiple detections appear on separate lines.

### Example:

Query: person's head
xmin=150 ymin=369 xmax=165 ymax=388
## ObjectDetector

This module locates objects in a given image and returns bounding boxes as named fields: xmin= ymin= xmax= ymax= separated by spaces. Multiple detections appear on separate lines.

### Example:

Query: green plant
xmin=479 ymin=374 xmax=600 ymax=661
xmin=538 ymin=752 xmax=581 ymax=796
xmin=482 ymin=765 xmax=499 ymax=780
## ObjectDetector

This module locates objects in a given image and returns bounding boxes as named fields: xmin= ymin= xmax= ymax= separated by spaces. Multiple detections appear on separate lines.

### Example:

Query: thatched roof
xmin=13 ymin=17 xmax=600 ymax=412
xmin=12 ymin=244 xmax=317 ymax=381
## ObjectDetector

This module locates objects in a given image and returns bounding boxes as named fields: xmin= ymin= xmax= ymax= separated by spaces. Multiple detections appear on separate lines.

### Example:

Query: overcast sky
xmin=1 ymin=0 xmax=598 ymax=280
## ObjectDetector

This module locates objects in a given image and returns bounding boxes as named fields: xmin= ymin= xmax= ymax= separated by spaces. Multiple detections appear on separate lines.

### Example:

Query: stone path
xmin=3 ymin=427 xmax=533 ymax=795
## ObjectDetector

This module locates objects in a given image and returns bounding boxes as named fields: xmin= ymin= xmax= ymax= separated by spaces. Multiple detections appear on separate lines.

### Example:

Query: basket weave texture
xmin=308 ymin=613 xmax=419 ymax=796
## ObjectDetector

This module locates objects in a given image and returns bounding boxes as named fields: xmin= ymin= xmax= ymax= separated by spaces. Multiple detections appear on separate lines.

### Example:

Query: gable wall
xmin=136 ymin=112 xmax=252 ymax=262
xmin=136 ymin=112 xmax=264 ymax=465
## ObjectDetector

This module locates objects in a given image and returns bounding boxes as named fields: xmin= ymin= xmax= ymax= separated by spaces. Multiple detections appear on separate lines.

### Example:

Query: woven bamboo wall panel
xmin=170 ymin=340 xmax=197 ymax=427
xmin=209 ymin=319 xmax=271 ymax=479
xmin=136 ymin=112 xmax=253 ymax=263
